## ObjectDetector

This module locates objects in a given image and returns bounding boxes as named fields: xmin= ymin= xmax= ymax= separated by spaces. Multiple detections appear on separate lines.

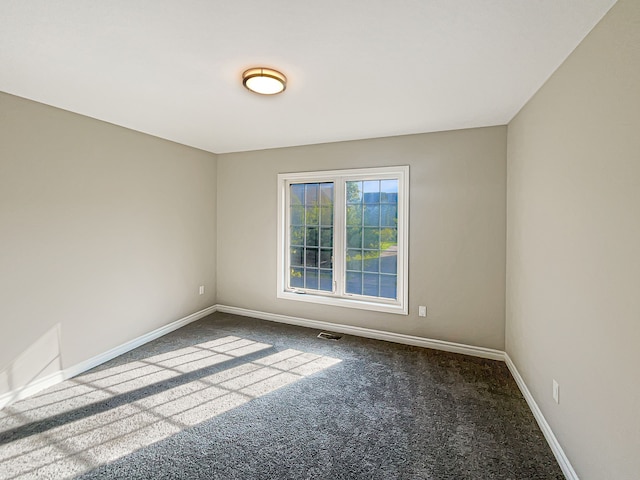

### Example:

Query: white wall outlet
xmin=553 ymin=379 xmax=559 ymax=404
xmin=199 ymin=285 xmax=205 ymax=295
xmin=418 ymin=306 xmax=427 ymax=317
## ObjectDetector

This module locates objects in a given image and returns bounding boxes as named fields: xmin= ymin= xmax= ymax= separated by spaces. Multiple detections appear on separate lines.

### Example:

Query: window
xmin=277 ymin=166 xmax=409 ymax=314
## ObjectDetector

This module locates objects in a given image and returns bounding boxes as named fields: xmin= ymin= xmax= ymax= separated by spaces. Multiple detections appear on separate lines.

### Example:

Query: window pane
xmin=305 ymin=183 xmax=319 ymax=205
xmin=380 ymin=274 xmax=397 ymax=299
xmin=320 ymin=249 xmax=332 ymax=269
xmin=363 ymin=272 xmax=380 ymax=297
xmin=290 ymin=226 xmax=304 ymax=246
xmin=320 ymin=227 xmax=333 ymax=247
xmin=346 ymin=205 xmax=362 ymax=226
xmin=305 ymin=248 xmax=318 ymax=268
xmin=363 ymin=205 xmax=379 ymax=226
xmin=380 ymin=180 xmax=398 ymax=203
xmin=380 ymin=249 xmax=397 ymax=274
xmin=290 ymin=184 xmax=305 ymax=205
xmin=306 ymin=205 xmax=319 ymax=225
xmin=363 ymin=228 xmax=380 ymax=249
xmin=346 ymin=181 xmax=362 ymax=203
xmin=306 ymin=227 xmax=318 ymax=246
xmin=346 ymin=227 xmax=362 ymax=248
xmin=346 ymin=249 xmax=362 ymax=271
xmin=320 ymin=183 xmax=333 ymax=205
xmin=291 ymin=206 xmax=304 ymax=225
xmin=290 ymin=247 xmax=303 ymax=267
xmin=363 ymin=254 xmax=379 ymax=273
xmin=381 ymin=227 xmax=397 ymax=244
xmin=319 ymin=270 xmax=332 ymax=291
xmin=305 ymin=268 xmax=319 ymax=290
xmin=290 ymin=268 xmax=304 ymax=288
xmin=346 ymin=272 xmax=362 ymax=295
xmin=363 ymin=180 xmax=380 ymax=204
xmin=320 ymin=206 xmax=333 ymax=226
xmin=380 ymin=225 xmax=397 ymax=273
xmin=380 ymin=205 xmax=397 ymax=227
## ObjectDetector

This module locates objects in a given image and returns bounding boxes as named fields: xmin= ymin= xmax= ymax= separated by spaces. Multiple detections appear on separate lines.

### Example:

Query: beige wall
xmin=4 ymin=2 xmax=636 ymax=474
xmin=217 ymin=127 xmax=507 ymax=350
xmin=506 ymin=1 xmax=640 ymax=478
xmin=0 ymin=93 xmax=217 ymax=396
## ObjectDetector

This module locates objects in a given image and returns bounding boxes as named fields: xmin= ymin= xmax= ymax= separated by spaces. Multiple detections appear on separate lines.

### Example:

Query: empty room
xmin=1 ymin=1 xmax=638 ymax=479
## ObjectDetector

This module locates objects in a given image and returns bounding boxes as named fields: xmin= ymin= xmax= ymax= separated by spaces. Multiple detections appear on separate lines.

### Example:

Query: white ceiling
xmin=0 ymin=0 xmax=616 ymax=153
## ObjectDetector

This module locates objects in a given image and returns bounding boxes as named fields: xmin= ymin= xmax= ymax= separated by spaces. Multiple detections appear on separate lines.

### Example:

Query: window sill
xmin=277 ymin=290 xmax=408 ymax=315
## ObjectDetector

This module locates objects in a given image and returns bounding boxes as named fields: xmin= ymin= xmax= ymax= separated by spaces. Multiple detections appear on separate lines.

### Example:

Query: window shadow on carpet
xmin=0 ymin=336 xmax=342 ymax=479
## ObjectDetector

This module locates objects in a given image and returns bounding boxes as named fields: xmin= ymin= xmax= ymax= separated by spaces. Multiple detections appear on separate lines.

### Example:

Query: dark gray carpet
xmin=0 ymin=312 xmax=564 ymax=479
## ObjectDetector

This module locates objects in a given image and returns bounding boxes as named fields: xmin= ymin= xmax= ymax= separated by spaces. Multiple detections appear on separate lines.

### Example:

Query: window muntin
xmin=278 ymin=166 xmax=408 ymax=315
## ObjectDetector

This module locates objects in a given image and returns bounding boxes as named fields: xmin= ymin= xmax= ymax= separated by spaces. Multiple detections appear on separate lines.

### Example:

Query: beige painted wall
xmin=506 ymin=1 xmax=640 ymax=478
xmin=217 ymin=127 xmax=507 ymax=350
xmin=0 ymin=93 xmax=217 ymax=396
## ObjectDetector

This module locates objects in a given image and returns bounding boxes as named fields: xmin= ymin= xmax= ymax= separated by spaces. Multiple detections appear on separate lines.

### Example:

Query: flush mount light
xmin=242 ymin=67 xmax=287 ymax=95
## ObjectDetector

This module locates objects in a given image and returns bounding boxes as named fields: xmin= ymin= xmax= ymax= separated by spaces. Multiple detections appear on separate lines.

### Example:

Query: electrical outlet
xmin=418 ymin=306 xmax=427 ymax=317
xmin=553 ymin=379 xmax=559 ymax=404
xmin=199 ymin=285 xmax=205 ymax=295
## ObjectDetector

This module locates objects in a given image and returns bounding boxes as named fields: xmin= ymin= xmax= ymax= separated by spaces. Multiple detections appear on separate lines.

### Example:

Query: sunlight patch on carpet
xmin=0 ymin=336 xmax=341 ymax=479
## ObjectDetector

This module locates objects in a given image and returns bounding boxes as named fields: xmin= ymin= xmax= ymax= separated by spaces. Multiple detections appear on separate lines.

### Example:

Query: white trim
xmin=276 ymin=290 xmax=407 ymax=315
xmin=505 ymin=353 xmax=578 ymax=480
xmin=0 ymin=305 xmax=217 ymax=410
xmin=277 ymin=166 xmax=409 ymax=315
xmin=215 ymin=304 xmax=504 ymax=361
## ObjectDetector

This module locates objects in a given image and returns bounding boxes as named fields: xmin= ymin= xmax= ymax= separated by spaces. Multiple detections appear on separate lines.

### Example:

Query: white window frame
xmin=277 ymin=166 xmax=409 ymax=315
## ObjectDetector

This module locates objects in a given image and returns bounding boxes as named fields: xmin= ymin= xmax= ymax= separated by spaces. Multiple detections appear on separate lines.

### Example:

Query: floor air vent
xmin=317 ymin=332 xmax=342 ymax=340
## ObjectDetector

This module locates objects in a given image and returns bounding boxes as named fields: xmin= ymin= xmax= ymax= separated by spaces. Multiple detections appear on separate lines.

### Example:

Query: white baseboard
xmin=0 ymin=305 xmax=217 ymax=410
xmin=0 ymin=302 xmax=576 ymax=480
xmin=64 ymin=305 xmax=217 ymax=379
xmin=0 ymin=370 xmax=67 ymax=411
xmin=214 ymin=304 xmax=505 ymax=361
xmin=505 ymin=353 xmax=578 ymax=480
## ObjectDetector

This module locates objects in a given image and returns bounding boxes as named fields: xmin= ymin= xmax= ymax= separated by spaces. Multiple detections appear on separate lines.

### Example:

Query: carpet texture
xmin=0 ymin=312 xmax=564 ymax=479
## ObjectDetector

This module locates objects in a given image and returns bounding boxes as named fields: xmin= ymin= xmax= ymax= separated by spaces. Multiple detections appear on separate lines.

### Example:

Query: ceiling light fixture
xmin=242 ymin=67 xmax=287 ymax=95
